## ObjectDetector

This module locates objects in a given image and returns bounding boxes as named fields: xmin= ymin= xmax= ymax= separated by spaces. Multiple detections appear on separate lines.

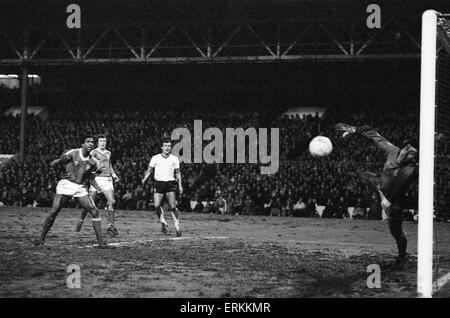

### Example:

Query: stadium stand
xmin=0 ymin=103 xmax=435 ymax=220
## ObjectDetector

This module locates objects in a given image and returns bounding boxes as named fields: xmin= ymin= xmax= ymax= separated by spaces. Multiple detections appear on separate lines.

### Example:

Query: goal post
xmin=418 ymin=9 xmax=437 ymax=298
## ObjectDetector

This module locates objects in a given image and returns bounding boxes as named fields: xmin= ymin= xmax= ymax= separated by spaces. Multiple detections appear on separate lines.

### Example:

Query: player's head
xmin=81 ymin=135 xmax=95 ymax=151
xmin=397 ymin=138 xmax=418 ymax=164
xmin=161 ymin=138 xmax=172 ymax=155
xmin=97 ymin=134 xmax=107 ymax=150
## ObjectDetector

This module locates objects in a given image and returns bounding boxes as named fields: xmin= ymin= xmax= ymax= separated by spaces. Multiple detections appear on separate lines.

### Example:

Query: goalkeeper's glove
xmin=334 ymin=123 xmax=356 ymax=138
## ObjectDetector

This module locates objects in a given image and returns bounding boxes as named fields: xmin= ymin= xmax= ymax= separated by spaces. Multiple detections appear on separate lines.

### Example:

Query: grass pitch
xmin=0 ymin=207 xmax=449 ymax=298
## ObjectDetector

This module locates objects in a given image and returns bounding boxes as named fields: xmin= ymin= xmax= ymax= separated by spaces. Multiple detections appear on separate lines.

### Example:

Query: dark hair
xmin=82 ymin=135 xmax=94 ymax=144
xmin=161 ymin=138 xmax=172 ymax=147
xmin=402 ymin=138 xmax=418 ymax=150
xmin=97 ymin=134 xmax=107 ymax=141
xmin=402 ymin=138 xmax=419 ymax=161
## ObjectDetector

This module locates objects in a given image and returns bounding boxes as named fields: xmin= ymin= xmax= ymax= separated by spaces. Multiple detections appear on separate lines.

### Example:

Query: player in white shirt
xmin=142 ymin=139 xmax=183 ymax=236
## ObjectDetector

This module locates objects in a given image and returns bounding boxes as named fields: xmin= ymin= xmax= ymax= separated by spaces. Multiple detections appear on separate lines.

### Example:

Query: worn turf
xmin=0 ymin=207 xmax=449 ymax=298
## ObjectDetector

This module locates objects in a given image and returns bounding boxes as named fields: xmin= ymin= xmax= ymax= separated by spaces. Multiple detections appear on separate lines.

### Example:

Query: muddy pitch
xmin=0 ymin=207 xmax=449 ymax=298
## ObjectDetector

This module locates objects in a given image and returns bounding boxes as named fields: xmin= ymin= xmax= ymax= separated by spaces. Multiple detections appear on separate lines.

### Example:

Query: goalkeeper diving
xmin=335 ymin=123 xmax=418 ymax=270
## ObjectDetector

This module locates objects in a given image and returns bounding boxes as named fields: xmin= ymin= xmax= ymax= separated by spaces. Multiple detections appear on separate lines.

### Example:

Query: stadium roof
xmin=1 ymin=0 xmax=448 ymax=28
xmin=0 ymin=0 xmax=449 ymax=64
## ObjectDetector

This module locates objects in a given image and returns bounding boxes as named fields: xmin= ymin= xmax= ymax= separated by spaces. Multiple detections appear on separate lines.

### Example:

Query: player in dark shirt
xmin=335 ymin=123 xmax=418 ymax=269
xmin=35 ymin=136 xmax=107 ymax=248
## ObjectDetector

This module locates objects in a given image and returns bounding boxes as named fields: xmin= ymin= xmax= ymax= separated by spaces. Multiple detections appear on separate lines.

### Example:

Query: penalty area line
xmin=271 ymin=238 xmax=394 ymax=248
xmin=433 ymin=272 xmax=450 ymax=294
xmin=82 ymin=236 xmax=230 ymax=248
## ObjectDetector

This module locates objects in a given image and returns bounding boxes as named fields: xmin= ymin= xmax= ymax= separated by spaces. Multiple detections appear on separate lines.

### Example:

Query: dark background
xmin=2 ymin=0 xmax=448 ymax=114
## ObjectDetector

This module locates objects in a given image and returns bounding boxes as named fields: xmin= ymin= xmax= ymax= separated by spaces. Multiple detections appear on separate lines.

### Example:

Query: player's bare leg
xmin=103 ymin=189 xmax=118 ymax=236
xmin=166 ymin=191 xmax=181 ymax=237
xmin=36 ymin=194 xmax=70 ymax=246
xmin=77 ymin=195 xmax=107 ymax=248
xmin=75 ymin=190 xmax=97 ymax=232
xmin=154 ymin=193 xmax=168 ymax=234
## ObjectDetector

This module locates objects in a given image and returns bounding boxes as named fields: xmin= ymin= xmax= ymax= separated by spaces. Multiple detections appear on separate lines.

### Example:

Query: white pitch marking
xmin=83 ymin=236 xmax=230 ymax=248
xmin=239 ymin=237 xmax=395 ymax=248
xmin=433 ymin=272 xmax=450 ymax=294
xmin=82 ymin=236 xmax=393 ymax=249
xmin=278 ymin=239 xmax=394 ymax=247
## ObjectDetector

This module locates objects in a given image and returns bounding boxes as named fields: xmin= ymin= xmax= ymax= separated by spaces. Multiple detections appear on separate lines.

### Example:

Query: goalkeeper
xmin=335 ymin=123 xmax=418 ymax=270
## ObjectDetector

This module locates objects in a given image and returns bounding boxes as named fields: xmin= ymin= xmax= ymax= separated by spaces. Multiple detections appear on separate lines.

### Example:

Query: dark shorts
xmin=154 ymin=180 xmax=177 ymax=194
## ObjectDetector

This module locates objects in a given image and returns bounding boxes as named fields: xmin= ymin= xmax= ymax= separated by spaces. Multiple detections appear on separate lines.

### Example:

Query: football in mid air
xmin=309 ymin=136 xmax=333 ymax=157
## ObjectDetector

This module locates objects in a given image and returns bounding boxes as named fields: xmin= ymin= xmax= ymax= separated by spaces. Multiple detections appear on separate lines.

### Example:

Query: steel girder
xmin=0 ymin=18 xmax=422 ymax=65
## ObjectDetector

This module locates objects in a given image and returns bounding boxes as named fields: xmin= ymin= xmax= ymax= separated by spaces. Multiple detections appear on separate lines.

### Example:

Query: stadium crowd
xmin=1 ymin=103 xmax=447 ymax=220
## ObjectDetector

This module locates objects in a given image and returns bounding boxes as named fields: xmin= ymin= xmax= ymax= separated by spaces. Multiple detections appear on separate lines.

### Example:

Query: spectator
xmin=231 ymin=195 xmax=243 ymax=215
xmin=335 ymin=197 xmax=350 ymax=219
xmin=352 ymin=198 xmax=366 ymax=219
xmin=204 ymin=201 xmax=215 ymax=214
xmin=135 ymin=187 xmax=146 ymax=210
xmin=193 ymin=200 xmax=204 ymax=213
xmin=292 ymin=197 xmax=307 ymax=217
xmin=281 ymin=196 xmax=293 ymax=217
xmin=217 ymin=194 xmax=227 ymax=215
xmin=268 ymin=197 xmax=281 ymax=216
xmin=242 ymin=195 xmax=254 ymax=215
xmin=321 ymin=198 xmax=335 ymax=218
xmin=306 ymin=198 xmax=319 ymax=217
xmin=367 ymin=194 xmax=382 ymax=220
xmin=254 ymin=192 xmax=268 ymax=215
xmin=178 ymin=193 xmax=192 ymax=213
xmin=121 ymin=189 xmax=134 ymax=210
xmin=36 ymin=187 xmax=50 ymax=207
xmin=0 ymin=104 xmax=422 ymax=217
xmin=19 ymin=187 xmax=33 ymax=207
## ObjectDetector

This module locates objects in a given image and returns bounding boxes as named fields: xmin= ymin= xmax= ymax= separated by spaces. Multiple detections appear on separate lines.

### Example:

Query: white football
xmin=309 ymin=136 xmax=333 ymax=157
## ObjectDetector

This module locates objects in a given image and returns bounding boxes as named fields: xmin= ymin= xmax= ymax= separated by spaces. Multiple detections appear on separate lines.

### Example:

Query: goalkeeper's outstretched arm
xmin=335 ymin=123 xmax=399 ymax=157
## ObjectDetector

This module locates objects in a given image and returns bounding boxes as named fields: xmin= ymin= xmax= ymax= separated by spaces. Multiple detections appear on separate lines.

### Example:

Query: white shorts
xmin=56 ymin=179 xmax=88 ymax=198
xmin=89 ymin=176 xmax=114 ymax=193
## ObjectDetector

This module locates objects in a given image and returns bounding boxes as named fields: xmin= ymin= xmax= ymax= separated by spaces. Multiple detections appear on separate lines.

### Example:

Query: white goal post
xmin=418 ymin=9 xmax=437 ymax=298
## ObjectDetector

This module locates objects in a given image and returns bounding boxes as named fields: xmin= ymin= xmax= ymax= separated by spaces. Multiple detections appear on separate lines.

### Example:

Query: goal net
xmin=419 ymin=10 xmax=450 ymax=298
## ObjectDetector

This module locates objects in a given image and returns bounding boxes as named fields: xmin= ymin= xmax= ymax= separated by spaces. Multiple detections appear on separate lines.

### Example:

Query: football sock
xmin=389 ymin=219 xmax=407 ymax=259
xmin=171 ymin=209 xmax=180 ymax=231
xmin=91 ymin=218 xmax=104 ymax=245
xmin=156 ymin=206 xmax=167 ymax=224
xmin=107 ymin=208 xmax=115 ymax=226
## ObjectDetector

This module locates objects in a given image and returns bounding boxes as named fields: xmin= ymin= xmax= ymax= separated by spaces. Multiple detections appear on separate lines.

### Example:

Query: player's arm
xmin=143 ymin=156 xmax=156 ymax=184
xmin=174 ymin=157 xmax=183 ymax=195
xmin=89 ymin=173 xmax=101 ymax=193
xmin=175 ymin=168 xmax=183 ymax=195
xmin=335 ymin=123 xmax=399 ymax=156
xmin=88 ymin=153 xmax=100 ymax=172
xmin=50 ymin=151 xmax=72 ymax=167
xmin=109 ymin=156 xmax=119 ymax=182
xmin=142 ymin=166 xmax=154 ymax=184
